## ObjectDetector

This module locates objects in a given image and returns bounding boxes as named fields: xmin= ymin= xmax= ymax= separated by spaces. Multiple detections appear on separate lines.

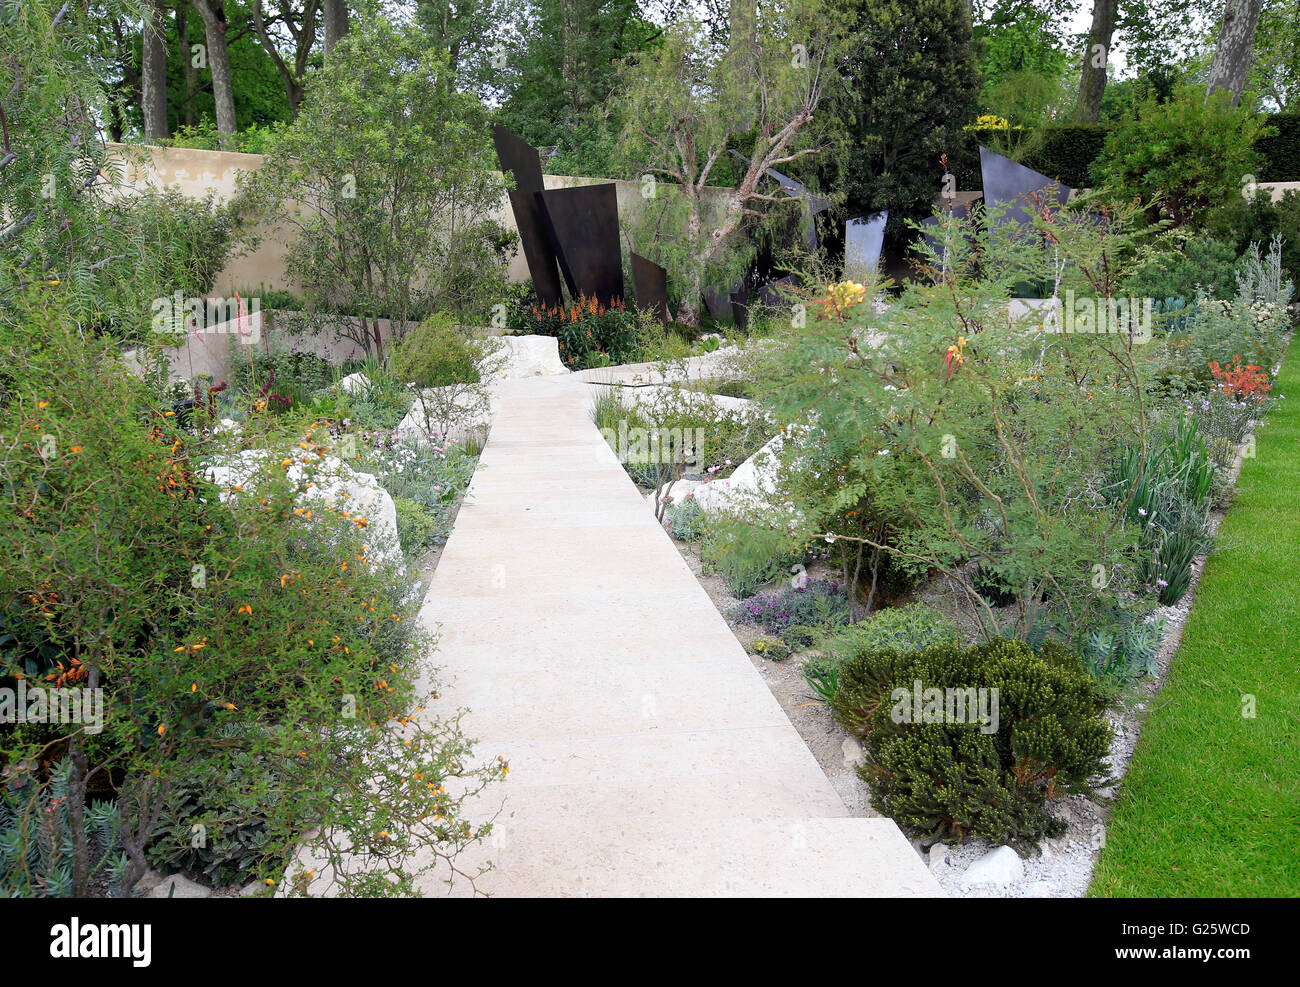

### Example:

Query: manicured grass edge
xmin=1089 ymin=336 xmax=1300 ymax=897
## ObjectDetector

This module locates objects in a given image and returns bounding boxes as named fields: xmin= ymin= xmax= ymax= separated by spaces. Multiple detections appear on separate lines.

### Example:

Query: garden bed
xmin=658 ymin=358 xmax=1285 ymax=897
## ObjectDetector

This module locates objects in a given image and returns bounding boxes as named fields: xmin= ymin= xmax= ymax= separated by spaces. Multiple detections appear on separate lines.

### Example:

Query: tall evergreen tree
xmin=831 ymin=0 xmax=980 ymax=245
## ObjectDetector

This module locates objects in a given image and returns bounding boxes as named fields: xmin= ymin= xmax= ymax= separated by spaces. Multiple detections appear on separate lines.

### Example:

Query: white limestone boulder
xmin=147 ymin=874 xmax=212 ymax=898
xmin=690 ymin=431 xmax=787 ymax=514
xmin=339 ymin=371 xmax=370 ymax=394
xmin=203 ymin=450 xmax=402 ymax=569
xmin=497 ymin=334 xmax=567 ymax=377
xmin=961 ymin=845 xmax=1025 ymax=885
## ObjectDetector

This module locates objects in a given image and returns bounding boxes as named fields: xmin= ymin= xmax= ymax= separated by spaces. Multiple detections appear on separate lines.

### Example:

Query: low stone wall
xmin=120 ymin=309 xmax=417 ymax=383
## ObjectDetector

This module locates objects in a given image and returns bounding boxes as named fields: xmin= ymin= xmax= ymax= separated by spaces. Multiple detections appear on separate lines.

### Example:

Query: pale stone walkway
xmin=416 ymin=374 xmax=941 ymax=896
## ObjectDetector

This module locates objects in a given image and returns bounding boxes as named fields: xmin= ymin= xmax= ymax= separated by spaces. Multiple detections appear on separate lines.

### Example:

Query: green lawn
xmin=1090 ymin=338 xmax=1300 ymax=898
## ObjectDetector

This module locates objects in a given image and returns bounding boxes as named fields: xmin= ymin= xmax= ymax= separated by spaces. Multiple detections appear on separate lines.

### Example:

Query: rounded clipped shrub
xmin=830 ymin=637 xmax=1112 ymax=846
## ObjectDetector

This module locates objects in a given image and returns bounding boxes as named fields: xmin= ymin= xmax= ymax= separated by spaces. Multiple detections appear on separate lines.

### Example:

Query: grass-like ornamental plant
xmin=1106 ymin=415 xmax=1216 ymax=604
xmin=829 ymin=637 xmax=1112 ymax=845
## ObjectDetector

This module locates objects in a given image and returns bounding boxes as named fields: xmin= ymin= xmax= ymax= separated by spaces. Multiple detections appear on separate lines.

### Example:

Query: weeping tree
xmin=615 ymin=0 xmax=850 ymax=325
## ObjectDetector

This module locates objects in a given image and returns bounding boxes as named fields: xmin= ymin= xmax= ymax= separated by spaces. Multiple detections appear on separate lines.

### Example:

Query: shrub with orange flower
xmin=1209 ymin=357 xmax=1272 ymax=404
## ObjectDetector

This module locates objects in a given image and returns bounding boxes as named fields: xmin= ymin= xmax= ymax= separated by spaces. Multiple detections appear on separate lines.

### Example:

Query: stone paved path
xmin=415 ymin=374 xmax=942 ymax=896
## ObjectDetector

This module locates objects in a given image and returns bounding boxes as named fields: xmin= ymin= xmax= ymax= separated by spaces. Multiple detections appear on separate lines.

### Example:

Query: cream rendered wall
xmin=105 ymin=143 xmax=736 ymax=297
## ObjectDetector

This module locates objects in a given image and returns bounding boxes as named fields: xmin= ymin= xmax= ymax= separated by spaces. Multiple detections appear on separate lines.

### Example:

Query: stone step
xmin=427 ymin=816 xmax=941 ymax=898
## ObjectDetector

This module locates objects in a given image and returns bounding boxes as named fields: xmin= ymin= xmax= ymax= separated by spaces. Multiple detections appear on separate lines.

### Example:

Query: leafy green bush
xmin=1205 ymin=189 xmax=1300 ymax=291
xmin=1093 ymin=87 xmax=1268 ymax=228
xmin=806 ymin=603 xmax=959 ymax=697
xmin=1151 ymin=238 xmax=1294 ymax=397
xmin=666 ymin=496 xmax=708 ymax=542
xmin=391 ymin=314 xmax=486 ymax=389
xmin=390 ymin=316 xmax=501 ymax=441
xmin=0 ymin=284 xmax=502 ymax=896
xmin=701 ymin=521 xmax=793 ymax=598
xmin=830 ymin=637 xmax=1112 ymax=845
xmin=1123 ymin=232 xmax=1239 ymax=302
xmin=162 ymin=120 xmax=283 ymax=154
xmin=758 ymin=200 xmax=1152 ymax=644
xmin=823 ymin=604 xmax=959 ymax=662
xmin=393 ymin=496 xmax=444 ymax=558
xmin=145 ymin=751 xmax=290 ymax=887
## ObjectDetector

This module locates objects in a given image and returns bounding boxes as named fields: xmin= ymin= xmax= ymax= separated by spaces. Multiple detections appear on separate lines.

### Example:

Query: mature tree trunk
xmin=177 ymin=3 xmax=198 ymax=127
xmin=1073 ymin=0 xmax=1117 ymax=123
xmin=1206 ymin=0 xmax=1264 ymax=106
xmin=107 ymin=17 xmax=142 ymax=142
xmin=558 ymin=0 xmax=579 ymax=129
xmin=251 ymin=0 xmax=319 ymax=114
xmin=191 ymin=0 xmax=237 ymax=146
xmin=323 ymin=0 xmax=348 ymax=58
xmin=142 ymin=1 xmax=169 ymax=141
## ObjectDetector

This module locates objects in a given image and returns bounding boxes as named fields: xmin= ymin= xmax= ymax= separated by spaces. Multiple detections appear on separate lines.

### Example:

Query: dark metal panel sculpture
xmin=729 ymin=281 xmax=749 ymax=333
xmin=536 ymin=183 xmax=625 ymax=307
xmin=731 ymin=150 xmax=830 ymax=254
xmin=920 ymin=200 xmax=973 ymax=260
xmin=979 ymin=146 xmax=1071 ymax=229
xmin=703 ymin=281 xmax=738 ymax=319
xmin=763 ymin=163 xmax=832 ymax=254
xmin=845 ymin=211 xmax=888 ymax=276
xmin=630 ymin=252 xmax=670 ymax=324
xmin=757 ymin=273 xmax=797 ymax=308
xmin=491 ymin=124 xmax=564 ymax=308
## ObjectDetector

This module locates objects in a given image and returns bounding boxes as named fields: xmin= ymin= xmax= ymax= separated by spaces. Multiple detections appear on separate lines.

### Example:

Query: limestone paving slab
xmin=413 ymin=372 xmax=941 ymax=897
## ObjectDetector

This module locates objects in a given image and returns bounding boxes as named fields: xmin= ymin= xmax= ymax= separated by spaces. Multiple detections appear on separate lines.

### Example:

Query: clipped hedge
xmin=946 ymin=124 xmax=1109 ymax=191
xmin=1255 ymin=113 xmax=1300 ymax=182
xmin=1020 ymin=124 xmax=1111 ymax=188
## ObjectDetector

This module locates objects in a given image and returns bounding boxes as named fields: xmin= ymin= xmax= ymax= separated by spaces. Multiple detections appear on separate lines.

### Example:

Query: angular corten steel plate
xmin=537 ymin=183 xmax=626 ymax=307
xmin=630 ymin=252 xmax=670 ymax=324
xmin=492 ymin=124 xmax=564 ymax=308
